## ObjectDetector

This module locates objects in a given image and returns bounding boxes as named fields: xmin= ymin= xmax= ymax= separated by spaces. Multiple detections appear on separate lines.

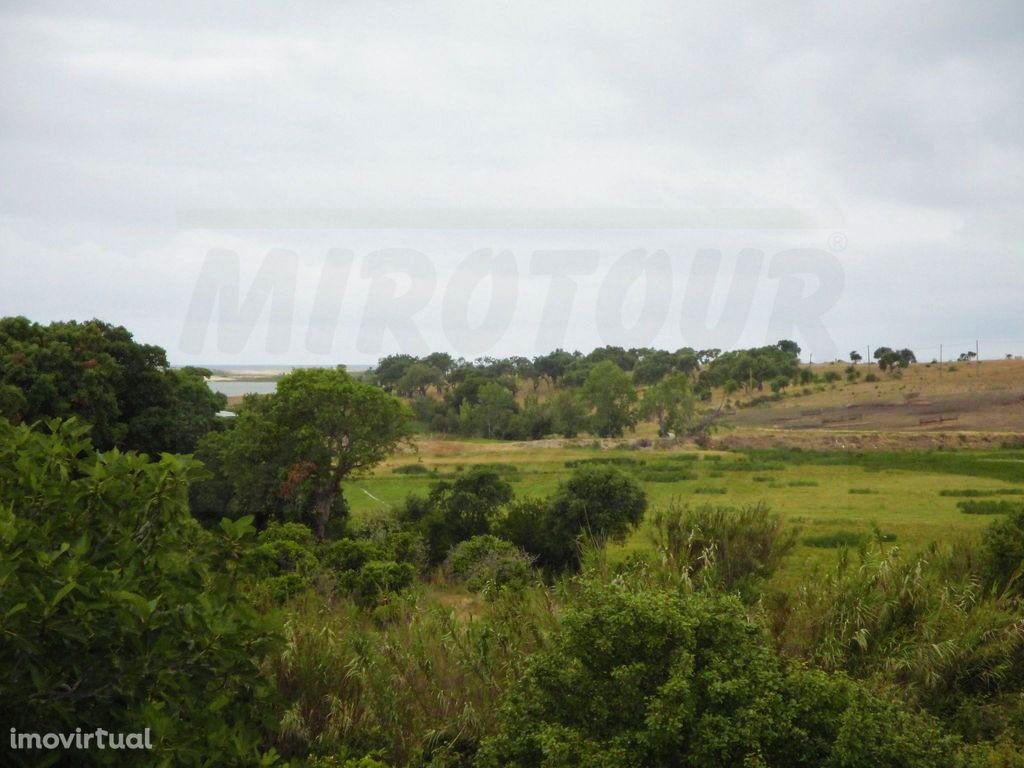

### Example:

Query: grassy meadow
xmin=348 ymin=439 xmax=1024 ymax=586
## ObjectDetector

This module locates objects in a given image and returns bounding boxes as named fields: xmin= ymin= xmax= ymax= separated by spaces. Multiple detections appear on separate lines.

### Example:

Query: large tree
xmin=215 ymin=367 xmax=410 ymax=538
xmin=639 ymin=372 xmax=695 ymax=437
xmin=580 ymin=360 xmax=637 ymax=437
xmin=0 ymin=316 xmax=225 ymax=454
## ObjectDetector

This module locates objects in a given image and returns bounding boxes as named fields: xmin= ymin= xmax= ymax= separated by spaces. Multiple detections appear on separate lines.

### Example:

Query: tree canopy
xmin=198 ymin=367 xmax=410 ymax=538
xmin=0 ymin=316 xmax=225 ymax=454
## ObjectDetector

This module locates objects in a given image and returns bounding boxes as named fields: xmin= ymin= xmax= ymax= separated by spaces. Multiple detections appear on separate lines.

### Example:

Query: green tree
xmin=533 ymin=349 xmax=576 ymax=387
xmin=549 ymin=390 xmax=588 ymax=438
xmin=631 ymin=350 xmax=675 ymax=386
xmin=0 ymin=418 xmax=281 ymax=766
xmin=216 ymin=368 xmax=410 ymax=538
xmin=0 ymin=316 xmax=225 ymax=454
xmin=579 ymin=361 xmax=637 ymax=437
xmin=459 ymin=381 xmax=519 ymax=438
xmin=638 ymin=372 xmax=695 ymax=437
xmin=371 ymin=353 xmax=417 ymax=392
xmin=396 ymin=362 xmax=443 ymax=397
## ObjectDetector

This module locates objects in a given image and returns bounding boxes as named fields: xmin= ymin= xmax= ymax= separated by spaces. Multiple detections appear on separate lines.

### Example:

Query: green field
xmin=348 ymin=441 xmax=1024 ymax=584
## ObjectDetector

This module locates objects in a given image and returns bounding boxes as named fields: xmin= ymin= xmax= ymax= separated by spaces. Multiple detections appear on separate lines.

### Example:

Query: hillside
xmin=714 ymin=358 xmax=1024 ymax=449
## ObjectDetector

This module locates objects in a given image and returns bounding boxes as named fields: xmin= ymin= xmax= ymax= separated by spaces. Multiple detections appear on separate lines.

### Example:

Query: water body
xmin=208 ymin=380 xmax=278 ymax=397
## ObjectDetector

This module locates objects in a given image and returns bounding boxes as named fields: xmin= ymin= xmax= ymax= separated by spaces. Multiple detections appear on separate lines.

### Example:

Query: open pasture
xmin=349 ymin=438 xmax=1024 ymax=582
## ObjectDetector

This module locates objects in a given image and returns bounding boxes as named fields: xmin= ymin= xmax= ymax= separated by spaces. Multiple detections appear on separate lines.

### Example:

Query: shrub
xmin=544 ymin=465 xmax=647 ymax=571
xmin=338 ymin=560 xmax=415 ymax=608
xmin=981 ymin=509 xmax=1024 ymax=596
xmin=636 ymin=467 xmax=697 ymax=482
xmin=0 ymin=419 xmax=281 ymax=765
xmin=399 ymin=468 xmax=514 ymax=565
xmin=563 ymin=456 xmax=644 ymax=468
xmin=958 ymin=500 xmax=1024 ymax=515
xmin=478 ymin=580 xmax=953 ymax=767
xmin=940 ymin=488 xmax=1024 ymax=498
xmin=865 ymin=372 xmax=880 ymax=382
xmin=392 ymin=463 xmax=432 ymax=475
xmin=804 ymin=530 xmax=868 ymax=548
xmin=649 ymin=502 xmax=796 ymax=597
xmin=445 ymin=535 xmax=534 ymax=594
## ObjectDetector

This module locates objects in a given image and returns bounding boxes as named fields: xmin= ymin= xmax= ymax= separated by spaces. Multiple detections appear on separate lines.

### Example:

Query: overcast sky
xmin=1 ymin=1 xmax=1021 ymax=365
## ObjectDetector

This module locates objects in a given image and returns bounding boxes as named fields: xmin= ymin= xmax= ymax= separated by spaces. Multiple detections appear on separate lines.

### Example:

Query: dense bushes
xmin=445 ymin=535 xmax=535 ymax=594
xmin=478 ymin=580 xmax=953 ymax=768
xmin=399 ymin=468 xmax=514 ymax=564
xmin=649 ymin=502 xmax=796 ymax=596
xmin=980 ymin=508 xmax=1024 ymax=596
xmin=0 ymin=419 xmax=281 ymax=766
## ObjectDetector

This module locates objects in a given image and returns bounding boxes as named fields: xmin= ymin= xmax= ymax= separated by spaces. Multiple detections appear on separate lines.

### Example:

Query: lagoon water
xmin=208 ymin=380 xmax=278 ymax=397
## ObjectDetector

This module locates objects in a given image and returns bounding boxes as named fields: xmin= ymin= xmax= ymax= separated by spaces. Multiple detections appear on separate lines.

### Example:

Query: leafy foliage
xmin=478 ymin=579 xmax=953 ymax=768
xmin=0 ymin=316 xmax=225 ymax=454
xmin=0 ymin=418 xmax=281 ymax=766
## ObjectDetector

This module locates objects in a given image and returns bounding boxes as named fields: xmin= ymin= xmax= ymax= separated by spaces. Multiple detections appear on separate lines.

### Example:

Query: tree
xmin=533 ymin=349 xmax=576 ymax=387
xmin=459 ymin=381 xmax=519 ymax=438
xmin=580 ymin=361 xmax=637 ymax=437
xmin=0 ymin=316 xmax=225 ymax=454
xmin=549 ymin=390 xmax=588 ymax=438
xmin=0 ymin=418 xmax=281 ymax=765
xmin=850 ymin=350 xmax=863 ymax=364
xmin=632 ymin=350 xmax=675 ymax=386
xmin=874 ymin=347 xmax=916 ymax=373
xmin=395 ymin=362 xmax=443 ymax=397
xmin=371 ymin=353 xmax=417 ymax=392
xmin=638 ymin=372 xmax=695 ymax=437
xmin=545 ymin=465 xmax=646 ymax=569
xmin=478 ymin=580 xmax=953 ymax=768
xmin=217 ymin=368 xmax=410 ymax=538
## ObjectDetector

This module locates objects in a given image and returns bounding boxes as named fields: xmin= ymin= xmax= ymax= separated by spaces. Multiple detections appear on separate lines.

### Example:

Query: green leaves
xmin=0 ymin=418 xmax=282 ymax=766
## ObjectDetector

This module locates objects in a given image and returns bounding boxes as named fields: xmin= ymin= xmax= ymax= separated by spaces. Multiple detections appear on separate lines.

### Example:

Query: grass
xmin=348 ymin=438 xmax=1024 ymax=585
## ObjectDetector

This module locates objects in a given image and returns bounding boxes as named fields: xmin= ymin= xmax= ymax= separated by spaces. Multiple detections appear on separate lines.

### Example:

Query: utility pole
xmin=977 ymin=340 xmax=980 ymax=373
xmin=867 ymin=346 xmax=871 ymax=366
xmin=939 ymin=344 xmax=943 ymax=376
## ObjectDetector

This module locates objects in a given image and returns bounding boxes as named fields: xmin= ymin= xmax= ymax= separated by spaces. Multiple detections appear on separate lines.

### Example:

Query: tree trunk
xmin=313 ymin=484 xmax=335 ymax=540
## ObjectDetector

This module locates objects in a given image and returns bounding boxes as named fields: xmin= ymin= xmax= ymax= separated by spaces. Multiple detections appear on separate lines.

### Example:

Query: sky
xmin=0 ymin=1 xmax=1021 ymax=365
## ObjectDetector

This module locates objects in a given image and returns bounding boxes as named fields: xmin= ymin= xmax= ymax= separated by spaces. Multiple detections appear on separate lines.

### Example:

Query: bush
xmin=865 ymin=372 xmax=880 ymax=382
xmin=392 ymin=463 xmax=432 ymax=475
xmin=649 ymin=502 xmax=796 ymax=597
xmin=399 ymin=468 xmax=514 ymax=565
xmin=958 ymin=500 xmax=1024 ymax=515
xmin=478 ymin=580 xmax=953 ymax=767
xmin=563 ymin=456 xmax=644 ymax=468
xmin=981 ymin=509 xmax=1024 ymax=596
xmin=445 ymin=535 xmax=534 ymax=594
xmin=545 ymin=465 xmax=647 ymax=571
xmin=804 ymin=530 xmax=868 ymax=548
xmin=0 ymin=419 xmax=281 ymax=765
xmin=636 ymin=467 xmax=697 ymax=482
